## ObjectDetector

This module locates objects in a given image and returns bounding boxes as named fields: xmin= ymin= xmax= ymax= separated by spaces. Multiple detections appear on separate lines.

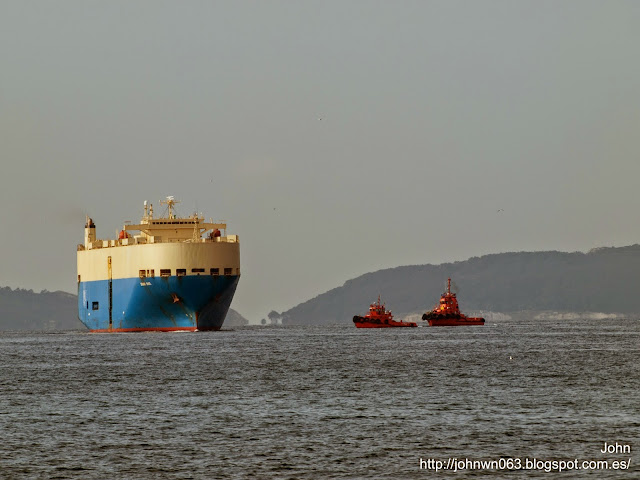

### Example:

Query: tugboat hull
xmin=425 ymin=316 xmax=485 ymax=326
xmin=353 ymin=315 xmax=417 ymax=328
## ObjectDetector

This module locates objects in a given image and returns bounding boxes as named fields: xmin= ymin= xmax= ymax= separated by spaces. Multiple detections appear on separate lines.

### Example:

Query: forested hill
xmin=0 ymin=287 xmax=249 ymax=331
xmin=281 ymin=245 xmax=640 ymax=325
xmin=0 ymin=288 xmax=80 ymax=331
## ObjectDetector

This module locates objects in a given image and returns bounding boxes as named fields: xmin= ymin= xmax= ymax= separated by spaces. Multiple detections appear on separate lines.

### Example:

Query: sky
xmin=1 ymin=1 xmax=639 ymax=322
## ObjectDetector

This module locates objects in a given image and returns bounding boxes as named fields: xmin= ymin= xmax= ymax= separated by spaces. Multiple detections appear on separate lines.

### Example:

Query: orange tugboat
xmin=422 ymin=278 xmax=484 ymax=326
xmin=353 ymin=296 xmax=417 ymax=328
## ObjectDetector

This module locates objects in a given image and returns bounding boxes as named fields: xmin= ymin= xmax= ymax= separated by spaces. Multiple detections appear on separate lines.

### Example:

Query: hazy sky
xmin=2 ymin=1 xmax=639 ymax=321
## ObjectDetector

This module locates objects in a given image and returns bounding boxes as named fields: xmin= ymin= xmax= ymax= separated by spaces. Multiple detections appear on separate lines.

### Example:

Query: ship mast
xmin=160 ymin=196 xmax=179 ymax=219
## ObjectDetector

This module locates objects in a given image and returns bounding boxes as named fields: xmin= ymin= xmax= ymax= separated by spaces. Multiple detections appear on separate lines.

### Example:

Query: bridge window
xmin=139 ymin=270 xmax=146 ymax=278
xmin=224 ymin=268 xmax=232 ymax=276
xmin=210 ymin=268 xmax=219 ymax=276
xmin=192 ymin=268 xmax=205 ymax=274
xmin=160 ymin=269 xmax=171 ymax=277
xmin=92 ymin=302 xmax=99 ymax=310
xmin=177 ymin=269 xmax=186 ymax=277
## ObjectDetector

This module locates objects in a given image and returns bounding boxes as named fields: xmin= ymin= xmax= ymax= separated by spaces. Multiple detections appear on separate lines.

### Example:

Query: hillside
xmin=282 ymin=245 xmax=640 ymax=325
xmin=0 ymin=287 xmax=249 ymax=331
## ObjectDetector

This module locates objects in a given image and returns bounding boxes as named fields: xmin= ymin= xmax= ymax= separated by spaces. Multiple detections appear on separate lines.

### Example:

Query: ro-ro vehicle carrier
xmin=77 ymin=197 xmax=240 ymax=332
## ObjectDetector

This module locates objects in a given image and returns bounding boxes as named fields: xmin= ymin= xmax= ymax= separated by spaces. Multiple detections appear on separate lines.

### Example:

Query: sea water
xmin=0 ymin=318 xmax=638 ymax=479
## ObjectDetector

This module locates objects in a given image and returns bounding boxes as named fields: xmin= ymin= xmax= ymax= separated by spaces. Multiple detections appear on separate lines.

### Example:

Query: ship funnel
xmin=84 ymin=216 xmax=96 ymax=247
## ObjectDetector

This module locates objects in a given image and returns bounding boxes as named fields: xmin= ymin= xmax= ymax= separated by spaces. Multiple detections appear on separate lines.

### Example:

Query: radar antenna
xmin=160 ymin=196 xmax=180 ymax=219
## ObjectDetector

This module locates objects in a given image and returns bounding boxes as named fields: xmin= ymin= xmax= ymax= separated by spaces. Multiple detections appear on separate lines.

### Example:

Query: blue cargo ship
xmin=77 ymin=197 xmax=240 ymax=332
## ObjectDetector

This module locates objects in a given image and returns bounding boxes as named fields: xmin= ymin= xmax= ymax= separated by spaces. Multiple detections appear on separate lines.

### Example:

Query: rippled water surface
xmin=0 ymin=318 xmax=638 ymax=479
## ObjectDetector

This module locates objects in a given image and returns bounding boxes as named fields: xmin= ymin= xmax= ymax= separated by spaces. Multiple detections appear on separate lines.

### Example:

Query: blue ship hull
xmin=78 ymin=275 xmax=240 ymax=332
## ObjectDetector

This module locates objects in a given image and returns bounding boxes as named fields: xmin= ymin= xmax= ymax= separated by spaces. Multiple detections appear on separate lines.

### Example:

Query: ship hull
xmin=427 ymin=317 xmax=484 ymax=326
xmin=77 ymin=239 xmax=240 ymax=332
xmin=352 ymin=316 xmax=417 ymax=328
xmin=78 ymin=274 xmax=239 ymax=332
